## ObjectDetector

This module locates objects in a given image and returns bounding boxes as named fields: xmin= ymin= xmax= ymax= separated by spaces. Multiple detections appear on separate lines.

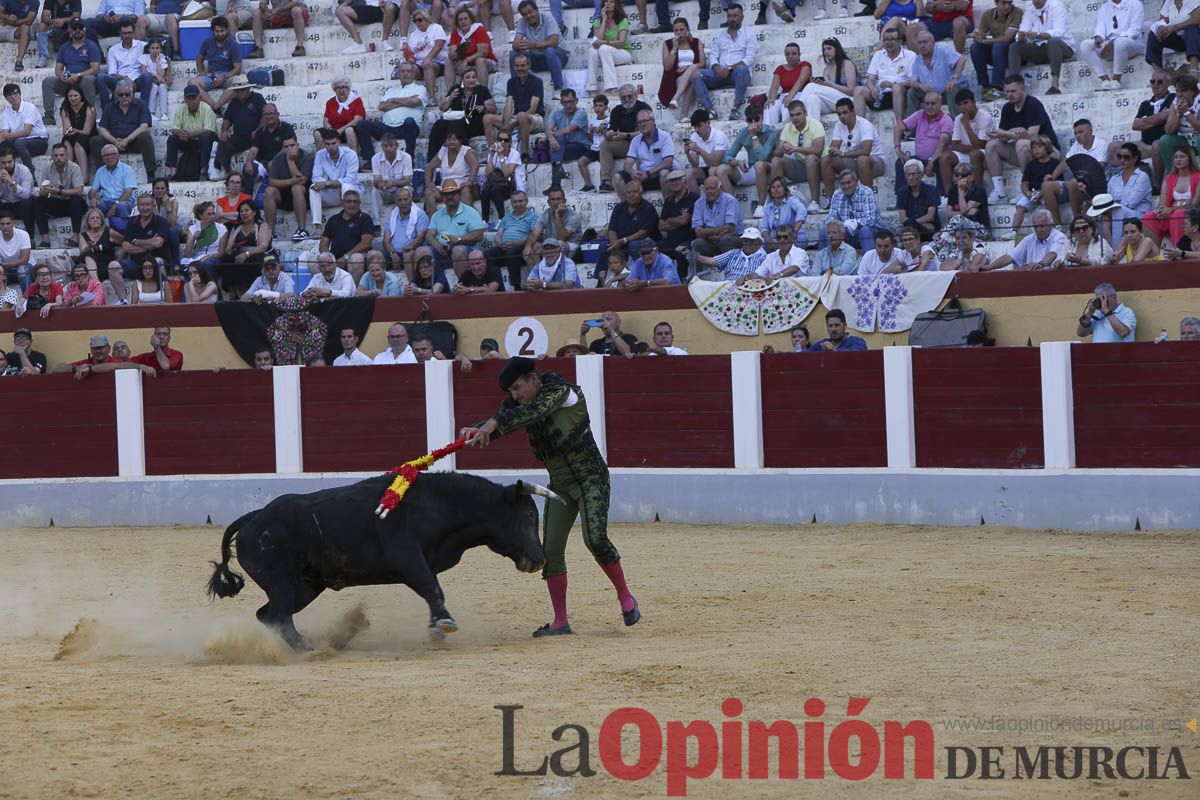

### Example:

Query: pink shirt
xmin=903 ymin=110 xmax=954 ymax=161
xmin=64 ymin=277 xmax=106 ymax=306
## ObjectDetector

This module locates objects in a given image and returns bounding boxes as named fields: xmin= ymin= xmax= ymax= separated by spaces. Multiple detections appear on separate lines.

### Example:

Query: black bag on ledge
xmin=908 ymin=297 xmax=987 ymax=348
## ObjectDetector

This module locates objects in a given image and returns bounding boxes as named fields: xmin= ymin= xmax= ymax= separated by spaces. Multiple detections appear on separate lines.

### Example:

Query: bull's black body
xmin=206 ymin=472 xmax=547 ymax=649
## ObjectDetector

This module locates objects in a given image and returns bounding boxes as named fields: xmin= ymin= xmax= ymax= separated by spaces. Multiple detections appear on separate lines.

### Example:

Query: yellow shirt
xmin=779 ymin=117 xmax=827 ymax=156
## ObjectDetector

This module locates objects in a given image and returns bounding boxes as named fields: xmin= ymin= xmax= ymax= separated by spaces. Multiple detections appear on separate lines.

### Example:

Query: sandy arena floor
xmin=0 ymin=522 xmax=1196 ymax=799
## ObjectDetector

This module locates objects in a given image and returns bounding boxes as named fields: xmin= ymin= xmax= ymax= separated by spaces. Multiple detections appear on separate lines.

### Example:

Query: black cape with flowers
xmin=214 ymin=296 xmax=377 ymax=367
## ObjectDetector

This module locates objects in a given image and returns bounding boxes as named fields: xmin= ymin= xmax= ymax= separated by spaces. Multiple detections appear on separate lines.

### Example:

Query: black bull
xmin=206 ymin=473 xmax=550 ymax=650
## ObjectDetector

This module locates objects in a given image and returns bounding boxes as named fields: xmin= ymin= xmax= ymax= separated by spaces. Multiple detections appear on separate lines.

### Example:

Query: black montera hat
xmin=498 ymin=356 xmax=537 ymax=391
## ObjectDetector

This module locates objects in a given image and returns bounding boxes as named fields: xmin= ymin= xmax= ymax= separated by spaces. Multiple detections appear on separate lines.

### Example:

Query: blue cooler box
xmin=179 ymin=21 xmax=209 ymax=60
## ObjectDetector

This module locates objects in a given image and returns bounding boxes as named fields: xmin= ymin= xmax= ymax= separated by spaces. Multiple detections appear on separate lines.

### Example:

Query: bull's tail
xmin=206 ymin=511 xmax=253 ymax=600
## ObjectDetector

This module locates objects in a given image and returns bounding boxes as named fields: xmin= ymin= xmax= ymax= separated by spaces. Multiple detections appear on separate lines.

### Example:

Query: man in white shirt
xmin=857 ymin=229 xmax=905 ymax=276
xmin=370 ymin=132 xmax=412 ymax=216
xmin=356 ymin=62 xmax=426 ymax=163
xmin=1078 ymin=0 xmax=1144 ymax=92
xmin=333 ymin=327 xmax=373 ymax=366
xmin=750 ymin=225 xmax=810 ymax=278
xmin=822 ymin=97 xmax=886 ymax=192
xmin=0 ymin=83 xmax=47 ymax=173
xmin=1146 ymin=0 xmax=1200 ymax=72
xmin=1008 ymin=0 xmax=1075 ymax=95
xmin=689 ymin=3 xmax=757 ymax=121
xmin=984 ymin=209 xmax=1069 ymax=270
xmin=683 ymin=108 xmax=729 ymax=195
xmin=1041 ymin=118 xmax=1111 ymax=224
xmin=97 ymin=21 xmax=149 ymax=108
xmin=645 ymin=322 xmax=688 ymax=356
xmin=949 ymin=88 xmax=995 ymax=183
xmin=302 ymin=251 xmax=355 ymax=299
xmin=373 ymin=322 xmax=417 ymax=364
xmin=855 ymin=26 xmax=917 ymax=126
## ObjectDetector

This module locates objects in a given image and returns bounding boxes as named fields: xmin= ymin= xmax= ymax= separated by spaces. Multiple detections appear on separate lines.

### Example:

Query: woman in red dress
xmin=445 ymin=7 xmax=497 ymax=95
xmin=321 ymin=77 xmax=366 ymax=156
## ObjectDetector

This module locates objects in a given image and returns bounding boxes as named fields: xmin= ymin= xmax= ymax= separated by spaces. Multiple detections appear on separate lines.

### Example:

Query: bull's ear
xmin=507 ymin=480 xmax=525 ymax=503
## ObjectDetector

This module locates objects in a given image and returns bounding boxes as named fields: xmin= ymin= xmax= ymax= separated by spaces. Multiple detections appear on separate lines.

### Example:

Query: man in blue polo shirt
xmin=620 ymin=239 xmax=681 ymax=289
xmin=1076 ymin=282 xmax=1137 ymax=343
xmin=92 ymin=77 xmax=155 ymax=180
xmin=426 ymin=178 xmax=485 ymax=275
xmin=487 ymin=189 xmax=538 ymax=288
xmin=484 ymin=52 xmax=543 ymax=162
xmin=213 ymin=75 xmax=265 ymax=181
xmin=807 ymin=309 xmax=868 ymax=351
xmin=616 ymin=108 xmax=675 ymax=201
xmin=690 ymin=175 xmax=743 ymax=259
xmin=88 ymin=142 xmax=137 ymax=228
xmin=40 ymin=19 xmax=98 ymax=125
xmin=188 ymin=16 xmax=242 ymax=112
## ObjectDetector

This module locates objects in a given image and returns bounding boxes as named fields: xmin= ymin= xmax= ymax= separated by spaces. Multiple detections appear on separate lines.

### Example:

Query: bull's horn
xmin=521 ymin=482 xmax=565 ymax=505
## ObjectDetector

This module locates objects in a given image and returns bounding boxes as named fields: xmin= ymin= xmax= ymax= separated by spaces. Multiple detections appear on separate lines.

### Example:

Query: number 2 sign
xmin=504 ymin=317 xmax=549 ymax=358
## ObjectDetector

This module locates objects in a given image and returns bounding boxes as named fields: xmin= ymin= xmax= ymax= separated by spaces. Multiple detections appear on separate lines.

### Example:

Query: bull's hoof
xmin=623 ymin=598 xmax=641 ymax=627
xmin=532 ymin=623 xmax=573 ymax=638
xmin=428 ymin=626 xmax=446 ymax=641
xmin=433 ymin=617 xmax=458 ymax=634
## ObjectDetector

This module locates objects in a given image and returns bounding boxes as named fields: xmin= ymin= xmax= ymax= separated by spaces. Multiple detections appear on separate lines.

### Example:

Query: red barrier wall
xmin=144 ymin=371 xmax=276 ymax=475
xmin=605 ymin=356 xmax=734 ymax=468
xmin=1072 ymin=342 xmax=1200 ymax=468
xmin=300 ymin=365 xmax=427 ymax=472
xmin=761 ymin=351 xmax=887 ymax=468
xmin=453 ymin=358 xmax=576 ymax=470
xmin=913 ymin=347 xmax=1044 ymax=468
xmin=0 ymin=374 xmax=118 ymax=478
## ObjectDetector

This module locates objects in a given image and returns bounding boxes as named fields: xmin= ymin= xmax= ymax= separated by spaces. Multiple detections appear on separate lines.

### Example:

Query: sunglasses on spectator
xmin=1071 ymin=224 xmax=1090 ymax=232
xmin=1151 ymin=79 xmax=1167 ymax=85
xmin=954 ymin=170 xmax=971 ymax=177
xmin=1118 ymin=153 xmax=1133 ymax=160
xmin=117 ymin=92 xmax=131 ymax=97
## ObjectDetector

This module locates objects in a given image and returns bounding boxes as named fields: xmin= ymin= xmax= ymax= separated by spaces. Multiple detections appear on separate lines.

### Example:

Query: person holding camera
xmin=580 ymin=310 xmax=637 ymax=357
xmin=1076 ymin=281 xmax=1137 ymax=343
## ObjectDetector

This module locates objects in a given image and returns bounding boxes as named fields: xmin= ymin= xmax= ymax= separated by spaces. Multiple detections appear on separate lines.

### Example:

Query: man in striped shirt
xmin=694 ymin=226 xmax=769 ymax=281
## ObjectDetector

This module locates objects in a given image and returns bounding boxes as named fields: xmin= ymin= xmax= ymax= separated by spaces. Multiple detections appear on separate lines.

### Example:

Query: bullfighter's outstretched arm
xmin=492 ymin=383 xmax=571 ymax=437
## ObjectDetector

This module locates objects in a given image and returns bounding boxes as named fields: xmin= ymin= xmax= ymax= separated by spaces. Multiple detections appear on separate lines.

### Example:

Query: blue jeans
xmin=969 ymin=41 xmax=1011 ymax=89
xmin=3 ymin=262 xmax=32 ymax=292
xmin=97 ymin=72 xmax=153 ymax=108
xmin=550 ymin=139 xmax=588 ymax=164
xmin=513 ymin=47 xmax=570 ymax=91
xmin=98 ymin=199 xmax=135 ymax=233
xmin=547 ymin=0 xmax=566 ymax=30
xmin=818 ymin=221 xmax=876 ymax=252
xmin=690 ymin=65 xmax=751 ymax=110
xmin=1146 ymin=27 xmax=1200 ymax=66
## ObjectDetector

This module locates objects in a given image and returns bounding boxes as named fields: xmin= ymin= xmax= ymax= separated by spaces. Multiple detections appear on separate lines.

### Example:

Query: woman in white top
xmin=138 ymin=38 xmax=171 ymax=120
xmin=183 ymin=262 xmax=219 ymax=303
xmin=898 ymin=225 xmax=940 ymax=271
xmin=183 ymin=201 xmax=227 ymax=267
xmin=423 ymin=128 xmax=478 ymax=213
xmin=939 ymin=227 xmax=989 ymax=271
xmin=660 ymin=17 xmax=705 ymax=115
xmin=1058 ymin=216 xmax=1114 ymax=267
xmin=798 ymin=37 xmax=859 ymax=124
xmin=1079 ymin=0 xmax=1145 ymax=92
xmin=131 ymin=258 xmax=168 ymax=305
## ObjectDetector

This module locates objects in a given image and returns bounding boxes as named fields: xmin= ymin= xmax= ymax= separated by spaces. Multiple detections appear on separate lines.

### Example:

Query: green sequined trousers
xmin=491 ymin=373 xmax=619 ymax=578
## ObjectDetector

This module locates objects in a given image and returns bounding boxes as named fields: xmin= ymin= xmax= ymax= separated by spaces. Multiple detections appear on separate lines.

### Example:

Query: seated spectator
xmin=1162 ymin=208 xmax=1200 ymax=258
xmin=857 ymin=228 xmax=905 ymax=275
xmin=182 ymin=200 xmax=226 ymax=267
xmin=76 ymin=207 xmax=120 ymax=280
xmin=1110 ymin=218 xmax=1164 ymax=263
xmin=53 ymin=334 xmax=157 ymax=377
xmin=41 ymin=20 xmax=100 ymax=127
xmin=308 ymin=128 xmax=361 ymax=235
xmin=619 ymin=239 xmax=681 ymax=289
xmin=6 ymin=327 xmax=44 ymax=373
xmin=772 ymin=101 xmax=825 ymax=213
xmin=370 ymin=133 xmax=412 ymax=213
xmin=764 ymin=42 xmax=812 ymax=128
xmin=34 ymin=143 xmax=84 ymax=245
xmin=947 ymin=162 xmax=990 ymax=231
xmin=823 ymin=169 xmax=884 ymax=251
xmin=690 ymin=175 xmax=743 ymax=259
xmin=91 ymin=78 xmax=155 ymax=181
xmin=533 ymin=185 xmax=583 ymax=258
xmin=1076 ymin=281 xmax=1136 ymax=342
xmin=1 ymin=278 xmax=21 ymax=312
xmin=586 ymin=0 xmax=632 ymax=95
xmin=893 ymin=90 xmax=954 ymax=192
xmin=188 ymin=17 xmax=243 ymax=113
xmin=372 ymin=323 xmax=415 ymax=366
xmin=129 ymin=325 xmax=183 ymax=373
xmin=478 ymin=337 xmax=502 ymax=359
xmin=855 ymin=26 xmax=916 ymax=126
xmin=752 ymin=224 xmax=810 ymax=277
xmin=0 ymin=210 xmax=31 ymax=288
xmin=249 ymin=0 xmax=308 ymax=58
xmin=522 ymin=239 xmax=579 ymax=291
xmin=908 ymin=29 xmax=967 ymax=113
xmin=659 ymin=17 xmax=704 ymax=115
xmin=645 ymin=321 xmax=688 ymax=356
xmin=333 ymin=327 xmax=373 ymax=366
xmin=582 ymin=309 xmax=636 ymax=357
xmin=59 ymin=85 xmax=95 ymax=178
xmin=319 ymin=188 xmax=372 ymax=281
xmin=1132 ymin=71 xmax=1175 ymax=187
xmin=407 ymin=7 xmax=448 ymax=101
xmin=949 ymin=89 xmax=992 ymax=184
xmin=483 ymin=53 xmax=542 ymax=161
xmin=383 ymin=186 xmax=429 ymax=278
xmin=694 ymin=227 xmax=768 ymax=281
xmin=985 ymin=209 xmax=1068 ymax=270
xmin=1009 ymin=0 xmax=1074 ymax=96
xmin=303 ymin=251 xmax=354 ymax=299
xmin=602 ymin=179 xmax=659 ymax=281
xmin=1079 ymin=0 xmax=1143 ymax=92
xmin=1146 ymin=0 xmax=1200 ymax=73
xmin=445 ymin=8 xmax=496 ymax=95
xmin=1158 ymin=75 xmax=1200 ymax=178
xmin=1057 ymin=216 xmax=1114 ymax=267
xmin=1042 ymin=118 xmax=1110 ymax=226
xmin=320 ymin=77 xmax=365 ymax=157
xmin=430 ymin=66 xmax=494 ymax=160
xmin=479 ymin=136 xmax=523 ymax=223
xmin=985 ymin=74 xmax=1059 ymax=204
xmin=250 ymin=347 xmax=273 ymax=369
xmin=488 ymin=189 xmax=537 ymax=288
xmin=357 ymin=251 xmax=402 ymax=296
xmin=546 ymin=89 xmax=589 ymax=194
xmin=0 ymin=146 xmax=34 ymax=238
xmin=1094 ymin=175 xmax=1149 ymax=251
xmin=617 ymin=108 xmax=675 ymax=201
xmin=96 ymin=20 xmax=149 ymax=109
xmin=264 ymin=136 xmax=313 ymax=241
xmin=426 ymin=178 xmax=484 ymax=274
xmin=682 ymin=108 xmax=728 ymax=195
xmin=875 ymin=0 xmax=921 ymax=30
xmin=761 ymin=323 xmax=810 ymax=354
xmin=218 ymin=199 xmax=272 ymax=293
xmin=798 ymin=36 xmax=860 ymax=125
xmin=896 ymin=159 xmax=942 ymax=240
xmin=824 ymin=98 xmax=887 ymax=192
xmin=969 ymin=0 xmax=1022 ymax=101
xmin=0 ymin=0 xmax=36 ymax=72
xmin=690 ymin=3 xmax=756 ymax=121
xmin=240 ymin=254 xmax=291 ymax=301
xmin=149 ymin=177 xmax=179 ymax=263
xmin=116 ymin=192 xmax=169 ymax=273
xmin=1178 ymin=315 xmax=1200 ymax=339
xmin=715 ymin=105 xmax=776 ymax=204
xmin=24 ymin=261 xmax=63 ymax=317
xmin=424 ymin=128 xmax=478 ymax=213
xmin=511 ymin=0 xmax=568 ymax=93
xmin=807 ymin=308 xmax=867 ymax=351
xmin=939 ymin=226 xmax=988 ymax=270
xmin=336 ymin=0 xmax=398 ymax=54
xmin=129 ymin=257 xmax=167 ymax=304
xmin=406 ymin=252 xmax=450 ymax=296
xmin=760 ymin=177 xmax=807 ymax=251
xmin=897 ymin=223 xmax=941 ymax=270
xmin=1009 ymin=136 xmax=1060 ymax=234
xmin=36 ymin=0 xmax=81 ymax=70
xmin=215 ymin=172 xmax=250 ymax=224
xmin=185 ymin=262 xmax=220 ymax=303
xmin=357 ymin=62 xmax=425 ymax=163
xmin=658 ymin=170 xmax=697 ymax=277
xmin=212 ymin=76 xmax=266 ymax=180
xmin=62 ymin=262 xmax=105 ymax=306
xmin=455 ymin=249 xmax=504 ymax=294
xmin=922 ymin=0 xmax=974 ymax=54
xmin=164 ymin=85 xmax=215 ymax=181
xmin=1141 ymin=147 xmax=1200 ymax=246
xmin=0 ymin=84 xmax=47 ymax=173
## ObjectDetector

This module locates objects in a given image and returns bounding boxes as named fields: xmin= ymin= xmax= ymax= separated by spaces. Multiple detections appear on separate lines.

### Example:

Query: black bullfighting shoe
xmin=623 ymin=599 xmax=641 ymax=627
xmin=533 ymin=623 xmax=574 ymax=637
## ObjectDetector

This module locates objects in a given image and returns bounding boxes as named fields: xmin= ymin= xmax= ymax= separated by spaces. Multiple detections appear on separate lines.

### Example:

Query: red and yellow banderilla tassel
xmin=374 ymin=438 xmax=468 ymax=518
